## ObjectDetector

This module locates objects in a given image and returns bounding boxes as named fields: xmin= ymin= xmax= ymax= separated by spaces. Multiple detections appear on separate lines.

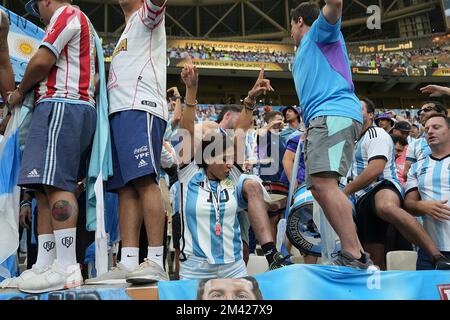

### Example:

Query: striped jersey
xmin=38 ymin=6 xmax=96 ymax=106
xmin=406 ymin=154 xmax=450 ymax=251
xmin=350 ymin=126 xmax=404 ymax=201
xmin=178 ymin=162 xmax=245 ymax=264
xmin=107 ymin=0 xmax=168 ymax=121
xmin=406 ymin=136 xmax=431 ymax=163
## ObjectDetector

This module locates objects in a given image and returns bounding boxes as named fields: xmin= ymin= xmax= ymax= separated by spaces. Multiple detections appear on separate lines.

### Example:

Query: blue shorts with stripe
xmin=107 ymin=110 xmax=167 ymax=192
xmin=18 ymin=101 xmax=96 ymax=192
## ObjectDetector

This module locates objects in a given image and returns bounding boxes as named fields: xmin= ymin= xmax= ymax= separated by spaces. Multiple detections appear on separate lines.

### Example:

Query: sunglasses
xmin=418 ymin=106 xmax=436 ymax=116
xmin=32 ymin=0 xmax=44 ymax=16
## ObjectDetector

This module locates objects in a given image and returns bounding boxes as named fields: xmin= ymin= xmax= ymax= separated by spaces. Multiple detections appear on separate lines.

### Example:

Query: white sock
xmin=147 ymin=246 xmax=164 ymax=269
xmin=34 ymin=234 xmax=56 ymax=268
xmin=54 ymin=228 xmax=77 ymax=270
xmin=120 ymin=247 xmax=139 ymax=271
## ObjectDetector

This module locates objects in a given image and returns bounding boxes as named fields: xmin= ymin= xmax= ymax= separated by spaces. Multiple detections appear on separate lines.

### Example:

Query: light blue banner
xmin=158 ymin=264 xmax=450 ymax=300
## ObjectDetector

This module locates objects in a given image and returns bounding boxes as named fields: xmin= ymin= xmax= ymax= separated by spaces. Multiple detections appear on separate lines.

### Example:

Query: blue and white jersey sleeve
xmin=406 ymin=139 xmax=418 ymax=163
xmin=309 ymin=11 xmax=341 ymax=44
xmin=405 ymin=162 xmax=419 ymax=193
xmin=364 ymin=128 xmax=391 ymax=162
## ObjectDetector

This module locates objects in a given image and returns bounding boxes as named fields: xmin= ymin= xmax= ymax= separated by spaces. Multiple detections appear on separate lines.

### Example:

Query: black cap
xmin=393 ymin=121 xmax=412 ymax=132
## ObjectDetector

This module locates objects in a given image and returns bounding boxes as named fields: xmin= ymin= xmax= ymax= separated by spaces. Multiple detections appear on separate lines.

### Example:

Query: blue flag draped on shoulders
xmin=0 ymin=7 xmax=43 ymax=276
xmin=0 ymin=5 xmax=45 ymax=82
xmin=0 ymin=102 xmax=33 ymax=269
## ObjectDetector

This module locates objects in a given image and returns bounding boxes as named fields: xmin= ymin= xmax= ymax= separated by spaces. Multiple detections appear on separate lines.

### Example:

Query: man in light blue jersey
xmin=176 ymin=57 xmax=291 ymax=280
xmin=290 ymin=0 xmax=369 ymax=268
xmin=344 ymin=98 xmax=447 ymax=270
xmin=403 ymin=101 xmax=448 ymax=181
xmin=405 ymin=113 xmax=450 ymax=270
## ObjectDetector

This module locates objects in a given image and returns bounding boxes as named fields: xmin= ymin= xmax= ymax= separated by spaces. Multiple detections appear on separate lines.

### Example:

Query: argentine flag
xmin=0 ymin=5 xmax=45 ymax=82
xmin=0 ymin=7 xmax=43 ymax=277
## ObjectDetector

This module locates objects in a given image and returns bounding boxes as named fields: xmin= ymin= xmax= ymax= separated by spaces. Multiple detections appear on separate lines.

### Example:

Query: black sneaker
xmin=434 ymin=255 xmax=450 ymax=270
xmin=268 ymin=253 xmax=293 ymax=270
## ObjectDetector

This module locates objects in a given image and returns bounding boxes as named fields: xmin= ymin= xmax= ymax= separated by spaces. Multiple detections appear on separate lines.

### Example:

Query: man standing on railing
xmin=85 ymin=0 xmax=169 ymax=285
xmin=290 ymin=0 xmax=373 ymax=268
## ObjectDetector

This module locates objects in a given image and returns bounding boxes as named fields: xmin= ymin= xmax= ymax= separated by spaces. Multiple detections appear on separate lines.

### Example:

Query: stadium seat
xmin=386 ymin=251 xmax=418 ymax=271
xmin=291 ymin=255 xmax=304 ymax=264
xmin=247 ymin=255 xmax=269 ymax=276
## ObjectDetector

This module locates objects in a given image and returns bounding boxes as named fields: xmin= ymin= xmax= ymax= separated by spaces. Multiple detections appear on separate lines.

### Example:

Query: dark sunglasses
xmin=418 ymin=106 xmax=436 ymax=116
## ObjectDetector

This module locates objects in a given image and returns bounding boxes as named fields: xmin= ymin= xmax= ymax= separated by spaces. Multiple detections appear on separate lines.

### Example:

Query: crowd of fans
xmin=98 ymin=37 xmax=450 ymax=69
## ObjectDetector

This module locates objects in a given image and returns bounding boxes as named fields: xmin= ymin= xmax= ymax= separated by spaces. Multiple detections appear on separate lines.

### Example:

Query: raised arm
xmin=235 ymin=66 xmax=274 ymax=132
xmin=234 ymin=66 xmax=274 ymax=166
xmin=322 ymin=0 xmax=343 ymax=25
xmin=140 ymin=0 xmax=167 ymax=30
xmin=179 ymin=54 xmax=199 ymax=165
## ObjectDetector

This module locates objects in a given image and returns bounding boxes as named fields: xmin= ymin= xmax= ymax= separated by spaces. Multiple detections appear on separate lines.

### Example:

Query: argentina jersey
xmin=350 ymin=126 xmax=404 ymax=201
xmin=406 ymin=154 xmax=450 ymax=251
xmin=178 ymin=162 xmax=245 ymax=264
xmin=406 ymin=136 xmax=431 ymax=163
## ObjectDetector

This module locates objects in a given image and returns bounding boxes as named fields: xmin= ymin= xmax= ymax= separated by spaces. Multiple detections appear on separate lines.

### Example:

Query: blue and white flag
xmin=0 ymin=104 xmax=31 ymax=266
xmin=0 ymin=5 xmax=45 ymax=82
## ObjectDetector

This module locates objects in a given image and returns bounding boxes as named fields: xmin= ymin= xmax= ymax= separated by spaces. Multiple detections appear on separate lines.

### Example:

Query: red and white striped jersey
xmin=107 ymin=0 xmax=168 ymax=121
xmin=37 ymin=5 xmax=96 ymax=106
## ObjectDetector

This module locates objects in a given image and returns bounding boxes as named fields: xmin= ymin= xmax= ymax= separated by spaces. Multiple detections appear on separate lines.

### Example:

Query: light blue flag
xmin=85 ymin=31 xmax=113 ymax=276
xmin=0 ymin=104 xmax=32 ymax=266
xmin=0 ymin=5 xmax=45 ymax=82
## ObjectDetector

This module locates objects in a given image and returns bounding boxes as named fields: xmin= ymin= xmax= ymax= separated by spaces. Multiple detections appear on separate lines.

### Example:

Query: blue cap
xmin=25 ymin=0 xmax=40 ymax=18
xmin=282 ymin=106 xmax=301 ymax=122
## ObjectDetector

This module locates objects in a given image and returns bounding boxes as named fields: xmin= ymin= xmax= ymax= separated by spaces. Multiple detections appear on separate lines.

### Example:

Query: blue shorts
xmin=18 ymin=101 xmax=96 ymax=192
xmin=107 ymin=110 xmax=167 ymax=191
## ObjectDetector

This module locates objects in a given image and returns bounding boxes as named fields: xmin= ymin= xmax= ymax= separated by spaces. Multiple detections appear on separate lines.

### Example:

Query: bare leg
xmin=133 ymin=175 xmax=165 ymax=246
xmin=364 ymin=243 xmax=386 ymax=270
xmin=118 ymin=185 xmax=142 ymax=248
xmin=310 ymin=174 xmax=363 ymax=258
xmin=44 ymin=187 xmax=78 ymax=231
xmin=243 ymin=179 xmax=273 ymax=245
xmin=374 ymin=189 xmax=442 ymax=258
xmin=35 ymin=191 xmax=53 ymax=235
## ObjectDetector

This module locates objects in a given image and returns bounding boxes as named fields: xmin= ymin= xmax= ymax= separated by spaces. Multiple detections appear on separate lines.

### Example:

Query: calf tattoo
xmin=52 ymin=200 xmax=73 ymax=222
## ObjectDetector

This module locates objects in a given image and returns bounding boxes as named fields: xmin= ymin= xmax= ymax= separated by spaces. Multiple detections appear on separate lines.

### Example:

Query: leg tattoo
xmin=51 ymin=200 xmax=73 ymax=222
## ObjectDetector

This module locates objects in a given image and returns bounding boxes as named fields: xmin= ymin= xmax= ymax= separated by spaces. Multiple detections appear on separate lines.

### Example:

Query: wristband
xmin=185 ymin=100 xmax=198 ymax=108
xmin=20 ymin=200 xmax=32 ymax=209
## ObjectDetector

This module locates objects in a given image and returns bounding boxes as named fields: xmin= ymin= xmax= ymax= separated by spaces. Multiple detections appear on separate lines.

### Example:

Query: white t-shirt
xmin=107 ymin=0 xmax=168 ymax=121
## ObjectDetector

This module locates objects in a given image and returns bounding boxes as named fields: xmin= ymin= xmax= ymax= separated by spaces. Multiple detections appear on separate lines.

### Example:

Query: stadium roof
xmin=3 ymin=0 xmax=447 ymax=41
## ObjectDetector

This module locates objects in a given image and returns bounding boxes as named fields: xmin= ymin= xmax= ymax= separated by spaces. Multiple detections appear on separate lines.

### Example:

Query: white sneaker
xmin=0 ymin=265 xmax=50 ymax=289
xmin=18 ymin=262 xmax=83 ymax=294
xmin=126 ymin=259 xmax=169 ymax=284
xmin=85 ymin=263 xmax=133 ymax=285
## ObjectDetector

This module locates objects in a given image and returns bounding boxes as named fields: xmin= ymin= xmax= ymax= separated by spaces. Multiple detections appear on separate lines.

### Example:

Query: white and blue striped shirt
xmin=406 ymin=154 xmax=450 ymax=251
xmin=406 ymin=136 xmax=431 ymax=163
xmin=350 ymin=126 xmax=404 ymax=201
xmin=178 ymin=162 xmax=245 ymax=264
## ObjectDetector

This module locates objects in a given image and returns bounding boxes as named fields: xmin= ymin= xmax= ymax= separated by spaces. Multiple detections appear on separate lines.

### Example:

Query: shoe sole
xmin=85 ymin=279 xmax=128 ymax=285
xmin=19 ymin=280 xmax=83 ymax=294
xmin=126 ymin=276 xmax=168 ymax=285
